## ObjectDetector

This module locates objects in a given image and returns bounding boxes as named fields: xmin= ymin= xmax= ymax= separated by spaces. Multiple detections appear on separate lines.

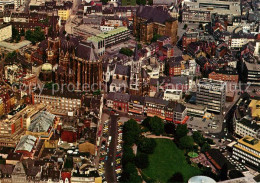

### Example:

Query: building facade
xmin=232 ymin=136 xmax=260 ymax=170
xmin=196 ymin=78 xmax=226 ymax=113
xmin=133 ymin=6 xmax=178 ymax=44
xmin=0 ymin=24 xmax=11 ymax=41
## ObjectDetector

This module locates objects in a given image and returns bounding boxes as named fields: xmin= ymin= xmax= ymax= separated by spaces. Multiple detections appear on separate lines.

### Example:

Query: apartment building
xmin=209 ymin=67 xmax=239 ymax=83
xmin=230 ymin=33 xmax=255 ymax=49
xmin=232 ymin=136 xmax=260 ymax=170
xmin=145 ymin=97 xmax=169 ymax=119
xmin=33 ymin=89 xmax=82 ymax=115
xmin=196 ymin=78 xmax=226 ymax=113
xmin=165 ymin=102 xmax=188 ymax=124
xmin=182 ymin=10 xmax=211 ymax=23
xmin=0 ymin=24 xmax=11 ymax=41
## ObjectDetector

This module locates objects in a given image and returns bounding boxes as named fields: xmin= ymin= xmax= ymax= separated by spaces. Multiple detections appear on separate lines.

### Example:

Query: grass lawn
xmin=142 ymin=139 xmax=201 ymax=183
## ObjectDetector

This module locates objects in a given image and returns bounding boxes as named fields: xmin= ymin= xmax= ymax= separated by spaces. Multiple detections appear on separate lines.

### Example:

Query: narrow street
xmin=105 ymin=115 xmax=118 ymax=183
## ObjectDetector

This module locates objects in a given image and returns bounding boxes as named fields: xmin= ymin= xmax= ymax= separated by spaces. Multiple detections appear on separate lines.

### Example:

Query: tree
xmin=16 ymin=34 xmax=21 ymax=43
xmin=12 ymin=27 xmax=19 ymax=41
xmin=148 ymin=0 xmax=153 ymax=5
xmin=183 ymin=24 xmax=188 ymax=30
xmin=135 ymin=152 xmax=149 ymax=169
xmin=192 ymin=131 xmax=204 ymax=146
xmin=137 ymin=43 xmax=142 ymax=50
xmin=101 ymin=0 xmax=108 ymax=4
xmin=136 ymin=0 xmax=146 ymax=5
xmin=179 ymin=136 xmax=194 ymax=150
xmin=20 ymin=29 xmax=25 ymax=36
xmin=123 ymin=119 xmax=141 ymax=145
xmin=122 ymin=146 xmax=135 ymax=165
xmin=142 ymin=117 xmax=151 ymax=128
xmin=201 ymin=143 xmax=210 ymax=153
xmin=164 ymin=122 xmax=175 ymax=135
xmin=149 ymin=116 xmax=164 ymax=135
xmin=168 ymin=172 xmax=184 ymax=183
xmin=175 ymin=124 xmax=188 ymax=140
xmin=119 ymin=47 xmax=134 ymax=56
xmin=151 ymin=34 xmax=161 ymax=43
xmin=138 ymin=137 xmax=156 ymax=154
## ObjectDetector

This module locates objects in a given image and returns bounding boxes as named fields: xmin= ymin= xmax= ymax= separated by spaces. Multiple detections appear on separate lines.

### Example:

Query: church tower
xmin=129 ymin=44 xmax=142 ymax=95
xmin=46 ymin=14 xmax=60 ymax=65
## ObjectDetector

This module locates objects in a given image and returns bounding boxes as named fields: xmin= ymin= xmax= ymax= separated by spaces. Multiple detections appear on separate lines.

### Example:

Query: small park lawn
xmin=142 ymin=139 xmax=201 ymax=182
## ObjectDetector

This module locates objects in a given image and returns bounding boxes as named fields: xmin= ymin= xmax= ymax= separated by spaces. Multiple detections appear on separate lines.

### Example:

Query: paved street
xmin=105 ymin=114 xmax=118 ymax=183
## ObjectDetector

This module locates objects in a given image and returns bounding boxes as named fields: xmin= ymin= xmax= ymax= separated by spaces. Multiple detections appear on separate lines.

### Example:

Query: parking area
xmin=187 ymin=115 xmax=223 ymax=134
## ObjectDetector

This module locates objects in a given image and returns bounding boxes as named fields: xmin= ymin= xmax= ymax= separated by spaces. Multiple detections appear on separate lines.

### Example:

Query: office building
xmin=184 ymin=0 xmax=241 ymax=19
xmin=88 ymin=27 xmax=130 ymax=56
xmin=196 ymin=78 xmax=226 ymax=113
xmin=232 ymin=136 xmax=260 ymax=170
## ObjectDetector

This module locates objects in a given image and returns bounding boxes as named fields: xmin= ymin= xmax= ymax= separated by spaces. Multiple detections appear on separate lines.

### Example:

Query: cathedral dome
xmin=41 ymin=63 xmax=53 ymax=72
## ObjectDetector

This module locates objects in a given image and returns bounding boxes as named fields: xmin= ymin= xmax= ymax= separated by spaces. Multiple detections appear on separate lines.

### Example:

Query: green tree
xmin=135 ymin=152 xmax=149 ymax=169
xmin=179 ymin=136 xmax=194 ymax=150
xmin=122 ymin=146 xmax=135 ymax=165
xmin=175 ymin=124 xmax=188 ymax=140
xmin=192 ymin=131 xmax=204 ymax=146
xmin=183 ymin=24 xmax=188 ymax=30
xmin=148 ymin=0 xmax=153 ymax=5
xmin=142 ymin=117 xmax=151 ymax=128
xmin=101 ymin=0 xmax=108 ymax=4
xmin=123 ymin=119 xmax=141 ymax=145
xmin=16 ymin=34 xmax=21 ymax=43
xmin=20 ymin=29 xmax=25 ymax=36
xmin=138 ymin=137 xmax=156 ymax=154
xmin=149 ymin=116 xmax=164 ymax=135
xmin=201 ymin=143 xmax=210 ymax=153
xmin=119 ymin=47 xmax=134 ymax=56
xmin=12 ymin=27 xmax=19 ymax=41
xmin=151 ymin=34 xmax=161 ymax=43
xmin=136 ymin=0 xmax=146 ymax=5
xmin=164 ymin=122 xmax=175 ymax=135
xmin=168 ymin=172 xmax=184 ymax=183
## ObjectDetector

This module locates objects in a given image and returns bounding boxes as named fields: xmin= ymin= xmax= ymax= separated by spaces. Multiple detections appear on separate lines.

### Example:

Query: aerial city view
xmin=0 ymin=0 xmax=259 ymax=182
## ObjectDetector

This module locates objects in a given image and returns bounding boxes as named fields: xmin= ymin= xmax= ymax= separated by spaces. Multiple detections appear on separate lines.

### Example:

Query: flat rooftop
xmin=0 ymin=40 xmax=31 ymax=51
xmin=88 ymin=27 xmax=129 ymax=42
xmin=237 ymin=136 xmax=260 ymax=153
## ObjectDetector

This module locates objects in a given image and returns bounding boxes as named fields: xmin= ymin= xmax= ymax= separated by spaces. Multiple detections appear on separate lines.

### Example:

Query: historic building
xmin=129 ymin=45 xmax=149 ymax=96
xmin=133 ymin=6 xmax=178 ymax=44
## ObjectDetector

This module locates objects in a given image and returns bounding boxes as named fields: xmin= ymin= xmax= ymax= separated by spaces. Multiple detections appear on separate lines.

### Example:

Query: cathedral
xmin=39 ymin=25 xmax=103 ymax=92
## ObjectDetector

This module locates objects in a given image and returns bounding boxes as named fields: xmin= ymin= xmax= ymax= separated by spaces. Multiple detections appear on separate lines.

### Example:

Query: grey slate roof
xmin=136 ymin=6 xmax=176 ymax=24
xmin=114 ymin=64 xmax=130 ymax=76
xmin=28 ymin=111 xmax=55 ymax=132
xmin=15 ymin=135 xmax=37 ymax=152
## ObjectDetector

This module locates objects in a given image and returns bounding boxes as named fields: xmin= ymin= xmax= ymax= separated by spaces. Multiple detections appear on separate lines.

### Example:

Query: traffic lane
xmin=105 ymin=115 xmax=118 ymax=183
